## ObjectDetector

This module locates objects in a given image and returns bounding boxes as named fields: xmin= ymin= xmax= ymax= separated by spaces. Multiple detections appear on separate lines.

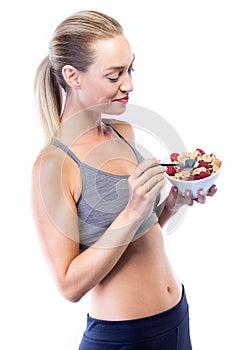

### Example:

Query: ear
xmin=62 ymin=65 xmax=81 ymax=89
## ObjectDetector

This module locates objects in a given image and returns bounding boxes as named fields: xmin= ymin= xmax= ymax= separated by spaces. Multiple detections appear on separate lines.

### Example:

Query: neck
xmin=57 ymin=108 xmax=105 ymax=146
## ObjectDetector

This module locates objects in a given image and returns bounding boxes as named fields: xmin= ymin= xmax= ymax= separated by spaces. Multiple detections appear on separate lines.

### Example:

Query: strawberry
xmin=188 ymin=174 xmax=201 ymax=181
xmin=166 ymin=166 xmax=176 ymax=176
xmin=198 ymin=160 xmax=210 ymax=169
xmin=196 ymin=148 xmax=205 ymax=155
xmin=188 ymin=171 xmax=210 ymax=180
xmin=199 ymin=171 xmax=210 ymax=179
xmin=170 ymin=153 xmax=179 ymax=162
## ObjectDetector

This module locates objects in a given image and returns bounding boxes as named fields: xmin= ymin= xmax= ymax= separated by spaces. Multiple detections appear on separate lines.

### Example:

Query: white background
xmin=1 ymin=0 xmax=232 ymax=349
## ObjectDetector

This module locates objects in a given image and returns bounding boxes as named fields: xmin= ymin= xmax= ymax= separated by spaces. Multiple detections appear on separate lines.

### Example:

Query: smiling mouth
xmin=113 ymin=96 xmax=129 ymax=104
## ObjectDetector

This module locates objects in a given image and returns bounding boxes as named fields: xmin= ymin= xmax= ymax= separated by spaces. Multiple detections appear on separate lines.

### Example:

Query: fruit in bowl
xmin=165 ymin=148 xmax=222 ymax=198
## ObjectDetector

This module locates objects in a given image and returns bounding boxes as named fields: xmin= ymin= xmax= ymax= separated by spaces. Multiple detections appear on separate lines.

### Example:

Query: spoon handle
xmin=160 ymin=163 xmax=183 ymax=167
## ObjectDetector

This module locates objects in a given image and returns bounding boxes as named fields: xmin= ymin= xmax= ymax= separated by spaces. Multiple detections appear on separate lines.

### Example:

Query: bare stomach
xmin=89 ymin=223 xmax=182 ymax=321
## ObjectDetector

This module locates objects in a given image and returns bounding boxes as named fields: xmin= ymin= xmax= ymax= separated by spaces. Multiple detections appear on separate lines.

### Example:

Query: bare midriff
xmin=89 ymin=223 xmax=182 ymax=321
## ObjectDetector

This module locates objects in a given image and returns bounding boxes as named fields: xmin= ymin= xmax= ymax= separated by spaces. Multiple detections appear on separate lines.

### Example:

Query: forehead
xmin=91 ymin=35 xmax=134 ymax=69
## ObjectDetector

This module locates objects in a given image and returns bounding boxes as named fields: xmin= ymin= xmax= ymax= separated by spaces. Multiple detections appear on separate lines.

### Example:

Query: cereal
xmin=166 ymin=148 xmax=222 ymax=181
xmin=192 ymin=167 xmax=207 ymax=175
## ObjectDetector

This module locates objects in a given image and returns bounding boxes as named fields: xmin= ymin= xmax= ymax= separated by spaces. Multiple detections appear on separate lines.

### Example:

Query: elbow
xmin=52 ymin=269 xmax=89 ymax=303
xmin=57 ymin=279 xmax=85 ymax=303
xmin=65 ymin=295 xmax=81 ymax=303
xmin=62 ymin=292 xmax=80 ymax=303
xmin=59 ymin=285 xmax=83 ymax=303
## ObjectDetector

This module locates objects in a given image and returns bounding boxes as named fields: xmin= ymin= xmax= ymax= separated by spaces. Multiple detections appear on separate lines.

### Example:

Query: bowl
xmin=165 ymin=150 xmax=222 ymax=198
xmin=165 ymin=168 xmax=221 ymax=198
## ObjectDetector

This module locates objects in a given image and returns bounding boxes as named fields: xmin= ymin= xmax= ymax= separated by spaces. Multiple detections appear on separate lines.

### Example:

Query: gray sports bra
xmin=53 ymin=124 xmax=160 ymax=252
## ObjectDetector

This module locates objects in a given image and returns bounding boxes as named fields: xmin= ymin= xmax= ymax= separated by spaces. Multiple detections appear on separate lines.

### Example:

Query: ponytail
xmin=34 ymin=56 xmax=63 ymax=145
xmin=34 ymin=11 xmax=123 ymax=145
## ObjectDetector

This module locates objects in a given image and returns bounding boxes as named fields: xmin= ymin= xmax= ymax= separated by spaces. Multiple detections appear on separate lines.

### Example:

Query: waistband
xmin=85 ymin=285 xmax=189 ymax=343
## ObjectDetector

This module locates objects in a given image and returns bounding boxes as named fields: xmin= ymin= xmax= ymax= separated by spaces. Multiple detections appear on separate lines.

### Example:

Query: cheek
xmin=81 ymin=75 xmax=118 ymax=105
xmin=93 ymin=84 xmax=117 ymax=102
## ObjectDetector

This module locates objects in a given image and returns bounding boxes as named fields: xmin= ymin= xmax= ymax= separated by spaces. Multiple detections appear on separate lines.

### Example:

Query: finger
xmin=147 ymin=177 xmax=167 ymax=201
xmin=131 ymin=158 xmax=165 ymax=179
xmin=129 ymin=167 xmax=165 ymax=191
xmin=184 ymin=189 xmax=194 ymax=206
xmin=165 ymin=186 xmax=182 ymax=211
xmin=130 ymin=163 xmax=166 ymax=190
xmin=142 ymin=165 xmax=166 ymax=185
xmin=208 ymin=184 xmax=217 ymax=197
xmin=142 ymin=172 xmax=166 ymax=194
xmin=171 ymin=185 xmax=179 ymax=199
xmin=196 ymin=189 xmax=206 ymax=204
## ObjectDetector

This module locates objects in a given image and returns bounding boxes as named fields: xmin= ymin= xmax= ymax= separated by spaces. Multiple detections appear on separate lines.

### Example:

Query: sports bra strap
xmin=53 ymin=139 xmax=82 ymax=166
xmin=103 ymin=121 xmax=136 ymax=152
xmin=53 ymin=122 xmax=137 ymax=166
xmin=103 ymin=121 xmax=125 ymax=139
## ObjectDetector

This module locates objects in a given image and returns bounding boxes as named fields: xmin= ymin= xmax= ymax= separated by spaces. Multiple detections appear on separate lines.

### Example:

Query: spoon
xmin=160 ymin=158 xmax=198 ymax=171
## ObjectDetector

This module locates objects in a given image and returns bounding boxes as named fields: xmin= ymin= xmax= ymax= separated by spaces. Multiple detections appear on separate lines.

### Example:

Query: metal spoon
xmin=160 ymin=158 xmax=198 ymax=171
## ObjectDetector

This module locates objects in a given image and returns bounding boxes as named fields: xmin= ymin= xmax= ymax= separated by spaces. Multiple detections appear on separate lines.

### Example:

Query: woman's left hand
xmin=165 ymin=184 xmax=218 ymax=213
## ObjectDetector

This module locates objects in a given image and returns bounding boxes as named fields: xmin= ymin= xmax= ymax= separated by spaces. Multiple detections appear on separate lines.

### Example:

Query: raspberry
xmin=188 ymin=174 xmax=201 ymax=181
xmin=199 ymin=171 xmax=210 ymax=179
xmin=198 ymin=160 xmax=210 ymax=169
xmin=170 ymin=153 xmax=179 ymax=162
xmin=196 ymin=148 xmax=205 ymax=155
xmin=166 ymin=166 xmax=176 ymax=176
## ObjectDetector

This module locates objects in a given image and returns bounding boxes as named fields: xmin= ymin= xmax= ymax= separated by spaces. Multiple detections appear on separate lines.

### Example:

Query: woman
xmin=31 ymin=10 xmax=216 ymax=349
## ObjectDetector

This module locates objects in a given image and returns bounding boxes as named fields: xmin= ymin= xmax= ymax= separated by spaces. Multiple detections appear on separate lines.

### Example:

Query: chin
xmin=89 ymin=102 xmax=127 ymax=115
xmin=102 ymin=104 xmax=127 ymax=116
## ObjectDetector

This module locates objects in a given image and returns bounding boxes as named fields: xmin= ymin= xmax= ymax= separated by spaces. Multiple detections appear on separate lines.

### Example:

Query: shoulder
xmin=32 ymin=145 xmax=63 ymax=179
xmin=103 ymin=118 xmax=135 ymax=143
xmin=31 ymin=146 xmax=64 ymax=205
xmin=31 ymin=144 xmax=82 ymax=202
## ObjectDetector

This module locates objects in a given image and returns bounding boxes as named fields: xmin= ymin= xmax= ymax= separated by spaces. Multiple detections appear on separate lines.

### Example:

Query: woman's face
xmin=78 ymin=35 xmax=135 ymax=115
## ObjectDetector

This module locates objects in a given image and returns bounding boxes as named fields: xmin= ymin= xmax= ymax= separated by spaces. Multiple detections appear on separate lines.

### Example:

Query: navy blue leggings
xmin=79 ymin=286 xmax=192 ymax=349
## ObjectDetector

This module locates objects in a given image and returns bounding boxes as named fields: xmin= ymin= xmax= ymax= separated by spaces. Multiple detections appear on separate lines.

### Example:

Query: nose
xmin=120 ymin=74 xmax=134 ymax=93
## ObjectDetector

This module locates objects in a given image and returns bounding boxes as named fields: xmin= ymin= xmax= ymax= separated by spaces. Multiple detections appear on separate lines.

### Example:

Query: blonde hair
xmin=34 ymin=11 xmax=123 ymax=144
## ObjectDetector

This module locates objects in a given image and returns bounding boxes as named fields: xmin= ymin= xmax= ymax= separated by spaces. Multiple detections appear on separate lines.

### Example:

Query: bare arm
xmin=31 ymin=146 xmax=166 ymax=303
xmin=101 ymin=120 xmax=218 ymax=229
xmin=158 ymin=184 xmax=218 ymax=228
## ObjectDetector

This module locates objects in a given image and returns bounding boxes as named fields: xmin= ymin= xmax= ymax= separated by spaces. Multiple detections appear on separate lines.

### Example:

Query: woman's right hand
xmin=127 ymin=158 xmax=167 ymax=221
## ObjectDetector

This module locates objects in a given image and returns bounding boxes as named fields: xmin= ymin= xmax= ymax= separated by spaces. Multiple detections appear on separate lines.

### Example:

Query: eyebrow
xmin=105 ymin=54 xmax=135 ymax=72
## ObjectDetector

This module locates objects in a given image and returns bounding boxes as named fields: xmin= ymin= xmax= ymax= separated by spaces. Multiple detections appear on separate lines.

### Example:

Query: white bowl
xmin=165 ymin=166 xmax=222 ymax=199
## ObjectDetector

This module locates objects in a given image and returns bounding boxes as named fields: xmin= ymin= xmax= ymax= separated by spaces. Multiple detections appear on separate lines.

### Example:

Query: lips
xmin=113 ymin=96 xmax=129 ymax=104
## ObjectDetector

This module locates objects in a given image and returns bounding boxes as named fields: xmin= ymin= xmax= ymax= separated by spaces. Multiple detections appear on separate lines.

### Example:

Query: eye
xmin=108 ymin=73 xmax=121 ymax=83
xmin=107 ymin=66 xmax=135 ymax=83
xmin=128 ymin=66 xmax=135 ymax=76
xmin=108 ymin=76 xmax=120 ymax=83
